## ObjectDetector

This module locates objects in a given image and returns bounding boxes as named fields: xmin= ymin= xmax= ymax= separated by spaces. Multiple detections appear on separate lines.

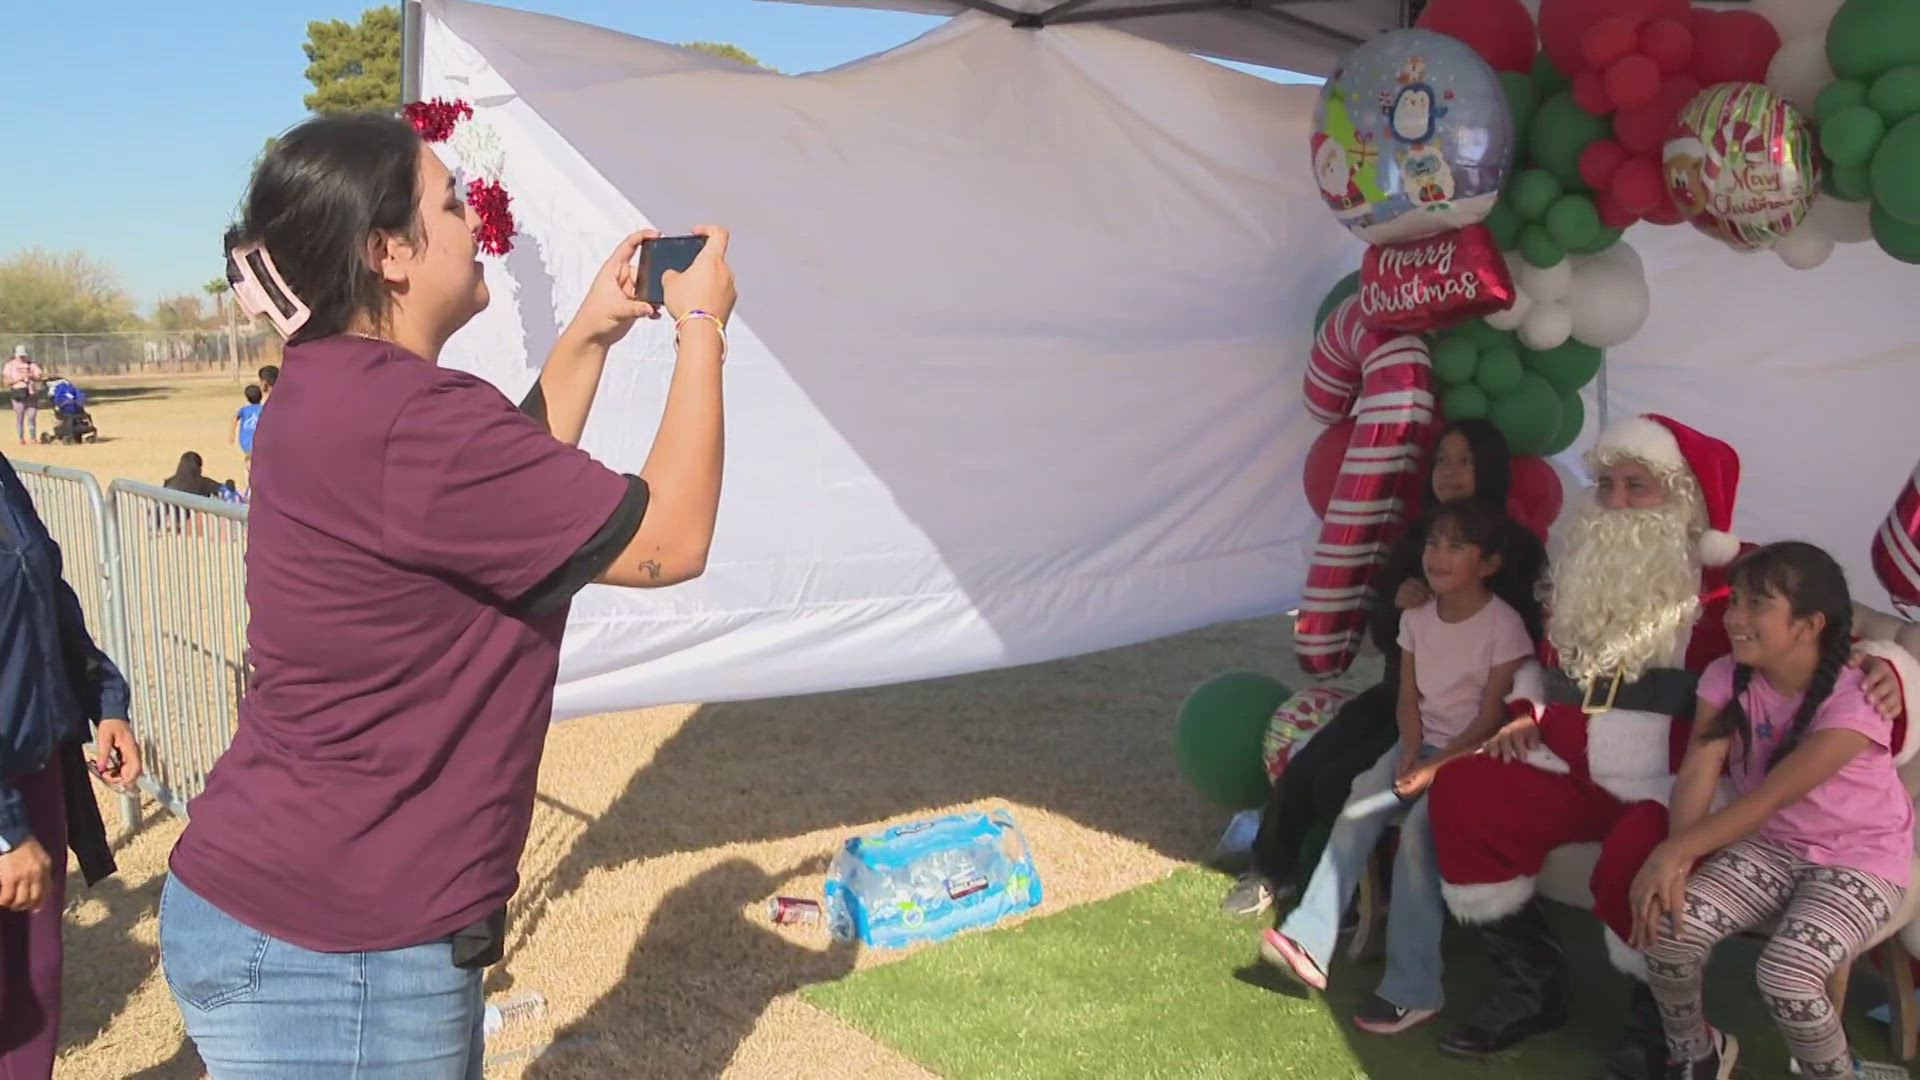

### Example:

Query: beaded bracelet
xmin=674 ymin=309 xmax=727 ymax=361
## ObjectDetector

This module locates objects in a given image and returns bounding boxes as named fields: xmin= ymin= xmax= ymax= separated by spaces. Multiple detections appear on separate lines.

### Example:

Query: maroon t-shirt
xmin=169 ymin=336 xmax=629 ymax=952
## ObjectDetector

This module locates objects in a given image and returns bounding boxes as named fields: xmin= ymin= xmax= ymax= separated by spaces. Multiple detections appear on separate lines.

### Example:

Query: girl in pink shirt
xmin=1632 ymin=541 xmax=1914 ymax=1080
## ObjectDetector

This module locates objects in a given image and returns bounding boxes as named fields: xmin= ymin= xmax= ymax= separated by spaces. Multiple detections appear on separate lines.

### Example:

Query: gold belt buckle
xmin=1581 ymin=670 xmax=1623 ymax=715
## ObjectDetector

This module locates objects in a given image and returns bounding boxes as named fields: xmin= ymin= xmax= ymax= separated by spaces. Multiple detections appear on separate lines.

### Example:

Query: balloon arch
xmin=1292 ymin=0 xmax=1920 ymax=676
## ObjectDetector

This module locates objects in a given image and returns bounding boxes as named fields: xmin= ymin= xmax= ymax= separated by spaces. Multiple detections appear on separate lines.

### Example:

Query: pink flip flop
xmin=1261 ymin=928 xmax=1328 ymax=992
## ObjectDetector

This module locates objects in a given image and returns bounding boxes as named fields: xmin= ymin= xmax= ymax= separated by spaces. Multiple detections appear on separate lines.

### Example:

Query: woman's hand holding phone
xmin=661 ymin=225 xmax=736 ymax=325
xmin=567 ymin=229 xmax=664 ymax=348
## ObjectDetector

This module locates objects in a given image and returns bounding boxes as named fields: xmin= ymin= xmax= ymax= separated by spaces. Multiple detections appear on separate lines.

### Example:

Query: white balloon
xmin=1774 ymin=226 xmax=1836 ymax=270
xmin=1765 ymin=37 xmax=1835 ymax=114
xmin=1520 ymin=301 xmax=1574 ymax=350
xmin=1566 ymin=253 xmax=1650 ymax=348
xmin=1751 ymin=0 xmax=1844 ymax=41
xmin=1805 ymin=192 xmax=1876 ymax=243
xmin=1516 ymin=258 xmax=1575 ymax=302
xmin=1584 ymin=238 xmax=1643 ymax=275
xmin=1485 ymin=292 xmax=1530 ymax=330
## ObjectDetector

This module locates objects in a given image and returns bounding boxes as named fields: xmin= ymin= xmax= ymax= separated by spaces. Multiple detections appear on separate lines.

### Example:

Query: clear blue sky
xmin=0 ymin=1 xmax=1301 ymax=313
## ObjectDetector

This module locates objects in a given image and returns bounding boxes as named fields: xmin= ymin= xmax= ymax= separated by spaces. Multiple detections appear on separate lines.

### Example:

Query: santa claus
xmin=1425 ymin=414 xmax=1920 ymax=1079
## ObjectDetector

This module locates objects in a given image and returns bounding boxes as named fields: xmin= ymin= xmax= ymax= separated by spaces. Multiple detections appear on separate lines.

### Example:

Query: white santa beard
xmin=1547 ymin=499 xmax=1701 ymax=684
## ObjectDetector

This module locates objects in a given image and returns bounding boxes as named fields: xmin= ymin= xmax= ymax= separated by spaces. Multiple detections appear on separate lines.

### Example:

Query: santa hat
xmin=1592 ymin=413 xmax=1742 ymax=566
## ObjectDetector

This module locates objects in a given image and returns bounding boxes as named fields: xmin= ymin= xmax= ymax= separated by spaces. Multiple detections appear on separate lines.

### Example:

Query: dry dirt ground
xmin=19 ymin=373 xmax=1349 ymax=1079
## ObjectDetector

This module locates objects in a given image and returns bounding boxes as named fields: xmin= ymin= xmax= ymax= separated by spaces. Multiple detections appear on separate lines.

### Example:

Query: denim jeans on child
xmin=1275 ymin=740 xmax=1447 ymax=1011
xmin=159 ymin=875 xmax=485 ymax=1079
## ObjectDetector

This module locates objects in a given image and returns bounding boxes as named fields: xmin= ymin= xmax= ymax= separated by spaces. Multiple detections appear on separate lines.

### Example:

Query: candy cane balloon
xmin=1872 ymin=456 xmax=1920 ymax=618
xmin=1295 ymin=296 xmax=1436 ymax=674
xmin=1303 ymin=295 xmax=1372 ymax=424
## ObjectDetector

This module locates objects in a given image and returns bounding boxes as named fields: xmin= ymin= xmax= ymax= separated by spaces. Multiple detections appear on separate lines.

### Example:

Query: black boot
xmin=1600 ymin=981 xmax=1672 ymax=1080
xmin=1437 ymin=900 xmax=1569 ymax=1058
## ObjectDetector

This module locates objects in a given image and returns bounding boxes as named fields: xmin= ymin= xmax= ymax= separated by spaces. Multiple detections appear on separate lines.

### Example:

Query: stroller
xmin=40 ymin=379 xmax=98 ymax=444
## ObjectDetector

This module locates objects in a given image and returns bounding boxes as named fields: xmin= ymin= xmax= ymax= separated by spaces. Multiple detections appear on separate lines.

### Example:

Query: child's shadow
xmin=522 ymin=854 xmax=857 ymax=1079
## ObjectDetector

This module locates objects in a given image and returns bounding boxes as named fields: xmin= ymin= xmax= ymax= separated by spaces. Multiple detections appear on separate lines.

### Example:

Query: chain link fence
xmin=0 ymin=329 xmax=282 ymax=377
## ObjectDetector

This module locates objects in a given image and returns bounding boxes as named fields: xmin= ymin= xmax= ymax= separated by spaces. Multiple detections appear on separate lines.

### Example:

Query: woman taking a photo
xmin=158 ymin=113 xmax=735 ymax=1077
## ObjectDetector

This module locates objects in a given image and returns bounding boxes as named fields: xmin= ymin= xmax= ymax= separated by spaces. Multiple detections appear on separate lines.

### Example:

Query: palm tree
xmin=204 ymin=278 xmax=238 ymax=371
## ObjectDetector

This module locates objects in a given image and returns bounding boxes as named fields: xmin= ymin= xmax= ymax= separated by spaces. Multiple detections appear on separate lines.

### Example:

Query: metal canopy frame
xmin=946 ymin=0 xmax=1369 ymax=47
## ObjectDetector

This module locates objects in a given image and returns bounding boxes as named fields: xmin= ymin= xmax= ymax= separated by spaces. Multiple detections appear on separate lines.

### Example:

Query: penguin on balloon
xmin=1381 ymin=55 xmax=1456 ymax=208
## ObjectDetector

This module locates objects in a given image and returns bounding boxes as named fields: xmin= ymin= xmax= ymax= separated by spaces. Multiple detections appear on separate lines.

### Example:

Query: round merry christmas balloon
xmin=1663 ymin=82 xmax=1819 ymax=250
xmin=1311 ymin=28 xmax=1515 ymax=246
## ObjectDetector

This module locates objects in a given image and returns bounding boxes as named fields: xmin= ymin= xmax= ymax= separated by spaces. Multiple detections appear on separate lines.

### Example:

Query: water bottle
xmin=483 ymin=991 xmax=547 ymax=1037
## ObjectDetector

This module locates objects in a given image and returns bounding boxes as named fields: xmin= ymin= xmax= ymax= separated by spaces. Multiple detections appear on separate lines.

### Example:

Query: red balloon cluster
xmin=1539 ymin=0 xmax=1782 ymax=230
xmin=1414 ymin=0 xmax=1538 ymax=74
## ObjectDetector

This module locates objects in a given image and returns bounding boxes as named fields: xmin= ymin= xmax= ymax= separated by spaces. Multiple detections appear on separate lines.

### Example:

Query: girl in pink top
xmin=4 ymin=345 xmax=42 ymax=445
xmin=1632 ymin=542 xmax=1914 ymax=1080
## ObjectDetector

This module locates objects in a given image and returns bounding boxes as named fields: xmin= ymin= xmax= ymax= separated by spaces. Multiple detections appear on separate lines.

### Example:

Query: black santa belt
xmin=1543 ymin=667 xmax=1698 ymax=716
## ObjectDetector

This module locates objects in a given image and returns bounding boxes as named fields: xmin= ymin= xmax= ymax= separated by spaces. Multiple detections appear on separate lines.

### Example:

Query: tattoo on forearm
xmin=640 ymin=559 xmax=662 ymax=581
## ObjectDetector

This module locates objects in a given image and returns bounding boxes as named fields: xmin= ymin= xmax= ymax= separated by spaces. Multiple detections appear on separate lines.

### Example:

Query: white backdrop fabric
xmin=420 ymin=2 xmax=1920 ymax=717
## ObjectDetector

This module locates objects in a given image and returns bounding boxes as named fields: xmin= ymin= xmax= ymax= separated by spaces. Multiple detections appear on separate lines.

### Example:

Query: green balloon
xmin=1433 ymin=335 xmax=1480 ymax=385
xmin=1460 ymin=320 xmax=1516 ymax=349
xmin=1870 ymin=115 xmax=1920 ymax=225
xmin=1313 ymin=271 xmax=1362 ymax=331
xmin=1475 ymin=346 xmax=1525 ymax=395
xmin=1488 ymin=374 xmax=1563 ymax=457
xmin=1872 ymin=198 xmax=1920 ymax=263
xmin=1870 ymin=65 xmax=1920 ymax=124
xmin=1485 ymin=197 xmax=1523 ymax=249
xmin=1511 ymin=169 xmax=1564 ymax=221
xmin=1442 ymin=383 xmax=1491 ymax=421
xmin=1816 ymin=79 xmax=1873 ymax=123
xmin=1541 ymin=389 xmax=1586 ymax=457
xmin=1518 ymin=222 xmax=1566 ymax=267
xmin=1544 ymin=193 xmax=1602 ymax=250
xmin=1827 ymin=0 xmax=1920 ymax=83
xmin=1532 ymin=50 xmax=1571 ymax=97
xmin=1826 ymin=158 xmax=1876 ymax=201
xmin=1823 ymin=105 xmax=1889 ymax=167
xmin=1502 ymin=70 xmax=1539 ymax=160
xmin=1572 ymin=224 xmax=1626 ymax=256
xmin=1524 ymin=338 xmax=1605 ymax=393
xmin=1175 ymin=671 xmax=1290 ymax=810
xmin=1528 ymin=92 xmax=1612 ymax=190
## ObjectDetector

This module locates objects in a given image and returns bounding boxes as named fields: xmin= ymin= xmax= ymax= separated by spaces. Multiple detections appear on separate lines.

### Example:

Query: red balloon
xmin=1538 ymin=0 xmax=1671 ymax=77
xmin=1690 ymin=9 xmax=1781 ymax=85
xmin=1415 ymin=0 xmax=1539 ymax=74
xmin=1305 ymin=419 xmax=1358 ymax=520
xmin=1643 ymin=198 xmax=1686 ymax=226
xmin=1659 ymin=72 xmax=1703 ymax=112
xmin=1594 ymin=188 xmax=1641 ymax=229
xmin=1358 ymin=224 xmax=1517 ymax=334
xmin=1639 ymin=18 xmax=1693 ymax=74
xmin=1613 ymin=95 xmax=1677 ymax=154
xmin=1603 ymin=54 xmax=1661 ymax=110
xmin=1579 ymin=137 xmax=1630 ymax=190
xmin=1581 ymin=16 xmax=1641 ymax=70
xmin=1508 ymin=456 xmax=1564 ymax=541
xmin=1572 ymin=70 xmax=1614 ymax=115
xmin=1611 ymin=155 xmax=1666 ymax=214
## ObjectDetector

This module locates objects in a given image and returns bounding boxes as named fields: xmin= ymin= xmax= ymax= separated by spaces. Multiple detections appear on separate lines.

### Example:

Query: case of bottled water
xmin=823 ymin=807 xmax=1042 ymax=948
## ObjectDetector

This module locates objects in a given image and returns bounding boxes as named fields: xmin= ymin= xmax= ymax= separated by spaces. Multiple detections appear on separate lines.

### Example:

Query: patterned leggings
xmin=1645 ymin=836 xmax=1904 ymax=1078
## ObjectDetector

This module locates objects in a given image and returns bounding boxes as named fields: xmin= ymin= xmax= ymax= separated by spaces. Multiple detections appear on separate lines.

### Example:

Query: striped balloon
xmin=1304 ymin=295 xmax=1373 ymax=424
xmin=1295 ymin=295 xmax=1436 ymax=675
xmin=1873 ymin=457 xmax=1920 ymax=617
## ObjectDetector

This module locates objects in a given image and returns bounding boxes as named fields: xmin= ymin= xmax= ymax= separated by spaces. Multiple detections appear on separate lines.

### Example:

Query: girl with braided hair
xmin=1630 ymin=542 xmax=1914 ymax=1080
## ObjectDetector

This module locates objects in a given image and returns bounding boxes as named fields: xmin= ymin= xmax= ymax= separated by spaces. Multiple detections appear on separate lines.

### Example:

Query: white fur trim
xmin=1586 ymin=708 xmax=1675 ymax=785
xmin=1604 ymin=925 xmax=1650 ymax=981
xmin=1592 ymin=415 xmax=1684 ymax=472
xmin=1442 ymin=877 xmax=1536 ymax=924
xmin=1853 ymin=639 xmax=1920 ymax=766
xmin=1698 ymin=529 xmax=1740 ymax=567
xmin=1507 ymin=659 xmax=1546 ymax=720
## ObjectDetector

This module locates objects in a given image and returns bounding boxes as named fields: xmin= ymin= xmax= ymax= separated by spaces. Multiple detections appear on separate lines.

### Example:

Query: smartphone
xmin=636 ymin=235 xmax=707 ymax=308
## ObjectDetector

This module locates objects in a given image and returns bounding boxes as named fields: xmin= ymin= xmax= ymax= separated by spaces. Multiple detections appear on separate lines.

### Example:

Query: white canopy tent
xmin=407 ymin=0 xmax=1920 ymax=717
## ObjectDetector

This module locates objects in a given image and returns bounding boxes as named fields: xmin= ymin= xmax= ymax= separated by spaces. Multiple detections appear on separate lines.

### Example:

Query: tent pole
xmin=401 ymin=0 xmax=423 ymax=106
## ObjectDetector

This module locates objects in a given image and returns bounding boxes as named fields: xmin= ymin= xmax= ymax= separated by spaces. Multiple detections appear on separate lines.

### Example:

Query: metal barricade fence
xmin=9 ymin=462 xmax=142 ymax=829
xmin=107 ymin=481 xmax=249 ymax=818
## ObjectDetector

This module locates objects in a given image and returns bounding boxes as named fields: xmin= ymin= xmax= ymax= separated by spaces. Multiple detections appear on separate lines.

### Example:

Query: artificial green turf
xmin=803 ymin=867 xmax=1904 ymax=1079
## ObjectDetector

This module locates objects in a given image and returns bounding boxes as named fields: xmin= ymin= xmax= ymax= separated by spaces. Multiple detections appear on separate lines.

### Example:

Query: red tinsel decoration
xmin=466 ymin=179 xmax=515 ymax=256
xmin=404 ymin=98 xmax=472 ymax=143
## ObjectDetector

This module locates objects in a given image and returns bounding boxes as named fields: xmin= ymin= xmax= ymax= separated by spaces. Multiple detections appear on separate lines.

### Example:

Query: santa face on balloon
xmin=1312 ymin=133 xmax=1368 ymax=214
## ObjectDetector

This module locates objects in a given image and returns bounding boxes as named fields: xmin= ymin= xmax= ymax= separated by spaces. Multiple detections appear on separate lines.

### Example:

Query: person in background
xmin=0 ymin=449 xmax=143 ymax=1078
xmin=162 ymin=452 xmax=226 ymax=499
xmin=257 ymin=364 xmax=278 ymax=400
xmin=232 ymin=385 xmax=264 ymax=460
xmin=4 ymin=346 xmax=42 ymax=446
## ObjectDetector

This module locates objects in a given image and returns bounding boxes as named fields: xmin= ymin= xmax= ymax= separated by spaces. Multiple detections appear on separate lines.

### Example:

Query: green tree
xmin=681 ymin=41 xmax=775 ymax=71
xmin=0 ymin=249 xmax=139 ymax=333
xmin=304 ymin=6 xmax=402 ymax=114
xmin=150 ymin=294 xmax=214 ymax=331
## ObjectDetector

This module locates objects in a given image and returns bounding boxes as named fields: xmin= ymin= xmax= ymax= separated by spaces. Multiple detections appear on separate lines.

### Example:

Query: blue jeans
xmin=1276 ymin=741 xmax=1447 ymax=1011
xmin=159 ymin=875 xmax=485 ymax=1079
